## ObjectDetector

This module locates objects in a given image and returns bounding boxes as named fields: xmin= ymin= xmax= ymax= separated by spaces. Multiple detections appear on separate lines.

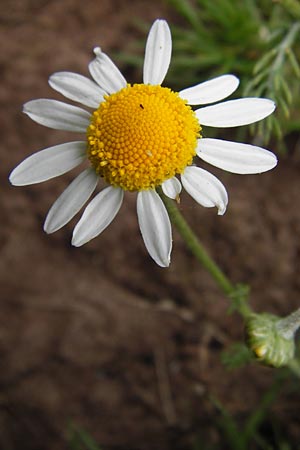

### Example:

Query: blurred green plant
xmin=121 ymin=0 xmax=300 ymax=149
xmin=221 ymin=342 xmax=254 ymax=369
xmin=167 ymin=0 xmax=300 ymax=147
xmin=192 ymin=368 xmax=300 ymax=450
xmin=68 ymin=424 xmax=101 ymax=450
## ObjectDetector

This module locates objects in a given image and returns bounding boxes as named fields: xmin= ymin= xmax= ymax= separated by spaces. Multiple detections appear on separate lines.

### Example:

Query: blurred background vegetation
xmin=120 ymin=0 xmax=300 ymax=152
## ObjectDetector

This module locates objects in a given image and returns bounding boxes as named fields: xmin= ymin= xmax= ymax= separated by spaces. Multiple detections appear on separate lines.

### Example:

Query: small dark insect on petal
xmin=140 ymin=104 xmax=144 ymax=109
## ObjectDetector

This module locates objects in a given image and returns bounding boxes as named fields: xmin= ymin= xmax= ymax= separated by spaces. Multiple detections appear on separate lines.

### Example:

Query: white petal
xmin=179 ymin=75 xmax=239 ymax=105
xmin=197 ymin=138 xmax=278 ymax=174
xmin=44 ymin=168 xmax=98 ymax=233
xmin=89 ymin=47 xmax=127 ymax=94
xmin=195 ymin=98 xmax=276 ymax=127
xmin=49 ymin=72 xmax=105 ymax=108
xmin=162 ymin=177 xmax=182 ymax=199
xmin=23 ymin=99 xmax=91 ymax=132
xmin=137 ymin=190 xmax=172 ymax=267
xmin=181 ymin=166 xmax=228 ymax=215
xmin=143 ymin=19 xmax=172 ymax=85
xmin=72 ymin=186 xmax=123 ymax=247
xmin=9 ymin=142 xmax=86 ymax=186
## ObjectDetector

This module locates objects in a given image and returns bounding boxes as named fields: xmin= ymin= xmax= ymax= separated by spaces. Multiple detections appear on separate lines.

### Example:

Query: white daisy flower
xmin=9 ymin=19 xmax=277 ymax=267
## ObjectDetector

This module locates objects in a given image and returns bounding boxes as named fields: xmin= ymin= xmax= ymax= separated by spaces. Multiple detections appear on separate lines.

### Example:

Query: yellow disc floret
xmin=87 ymin=83 xmax=201 ymax=191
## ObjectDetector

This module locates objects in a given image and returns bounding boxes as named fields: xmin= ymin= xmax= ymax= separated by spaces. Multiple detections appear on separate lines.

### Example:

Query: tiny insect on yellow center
xmin=87 ymin=83 xmax=201 ymax=191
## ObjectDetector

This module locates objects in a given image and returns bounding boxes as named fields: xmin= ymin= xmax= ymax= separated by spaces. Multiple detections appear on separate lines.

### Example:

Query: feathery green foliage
xmin=166 ymin=0 xmax=300 ymax=148
xmin=168 ymin=0 xmax=300 ymax=148
xmin=121 ymin=0 xmax=300 ymax=149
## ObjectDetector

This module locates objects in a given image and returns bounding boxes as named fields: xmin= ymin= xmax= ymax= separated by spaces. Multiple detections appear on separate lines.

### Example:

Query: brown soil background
xmin=1 ymin=1 xmax=300 ymax=449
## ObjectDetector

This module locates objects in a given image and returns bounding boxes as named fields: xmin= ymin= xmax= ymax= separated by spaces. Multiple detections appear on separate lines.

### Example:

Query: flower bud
xmin=245 ymin=313 xmax=295 ymax=368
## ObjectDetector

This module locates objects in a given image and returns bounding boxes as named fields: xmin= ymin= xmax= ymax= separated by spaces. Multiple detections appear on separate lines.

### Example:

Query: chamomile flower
xmin=9 ymin=19 xmax=277 ymax=267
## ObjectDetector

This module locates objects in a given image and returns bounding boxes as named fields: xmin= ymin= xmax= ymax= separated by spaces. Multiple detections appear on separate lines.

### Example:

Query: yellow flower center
xmin=87 ymin=83 xmax=201 ymax=191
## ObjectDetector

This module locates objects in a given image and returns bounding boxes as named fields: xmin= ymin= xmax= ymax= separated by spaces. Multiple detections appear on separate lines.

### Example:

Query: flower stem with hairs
xmin=158 ymin=188 xmax=252 ymax=318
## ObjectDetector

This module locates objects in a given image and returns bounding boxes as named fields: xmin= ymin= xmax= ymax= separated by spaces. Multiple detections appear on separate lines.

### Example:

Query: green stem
xmin=158 ymin=189 xmax=251 ymax=317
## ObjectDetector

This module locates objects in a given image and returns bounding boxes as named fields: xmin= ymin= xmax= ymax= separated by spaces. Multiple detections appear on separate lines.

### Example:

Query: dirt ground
xmin=1 ymin=1 xmax=300 ymax=449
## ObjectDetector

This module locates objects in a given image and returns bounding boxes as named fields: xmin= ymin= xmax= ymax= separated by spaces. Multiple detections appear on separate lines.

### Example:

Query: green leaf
xmin=221 ymin=343 xmax=253 ymax=370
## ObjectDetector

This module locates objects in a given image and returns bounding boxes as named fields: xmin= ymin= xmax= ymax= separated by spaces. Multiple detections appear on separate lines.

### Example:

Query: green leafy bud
xmin=245 ymin=313 xmax=295 ymax=368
